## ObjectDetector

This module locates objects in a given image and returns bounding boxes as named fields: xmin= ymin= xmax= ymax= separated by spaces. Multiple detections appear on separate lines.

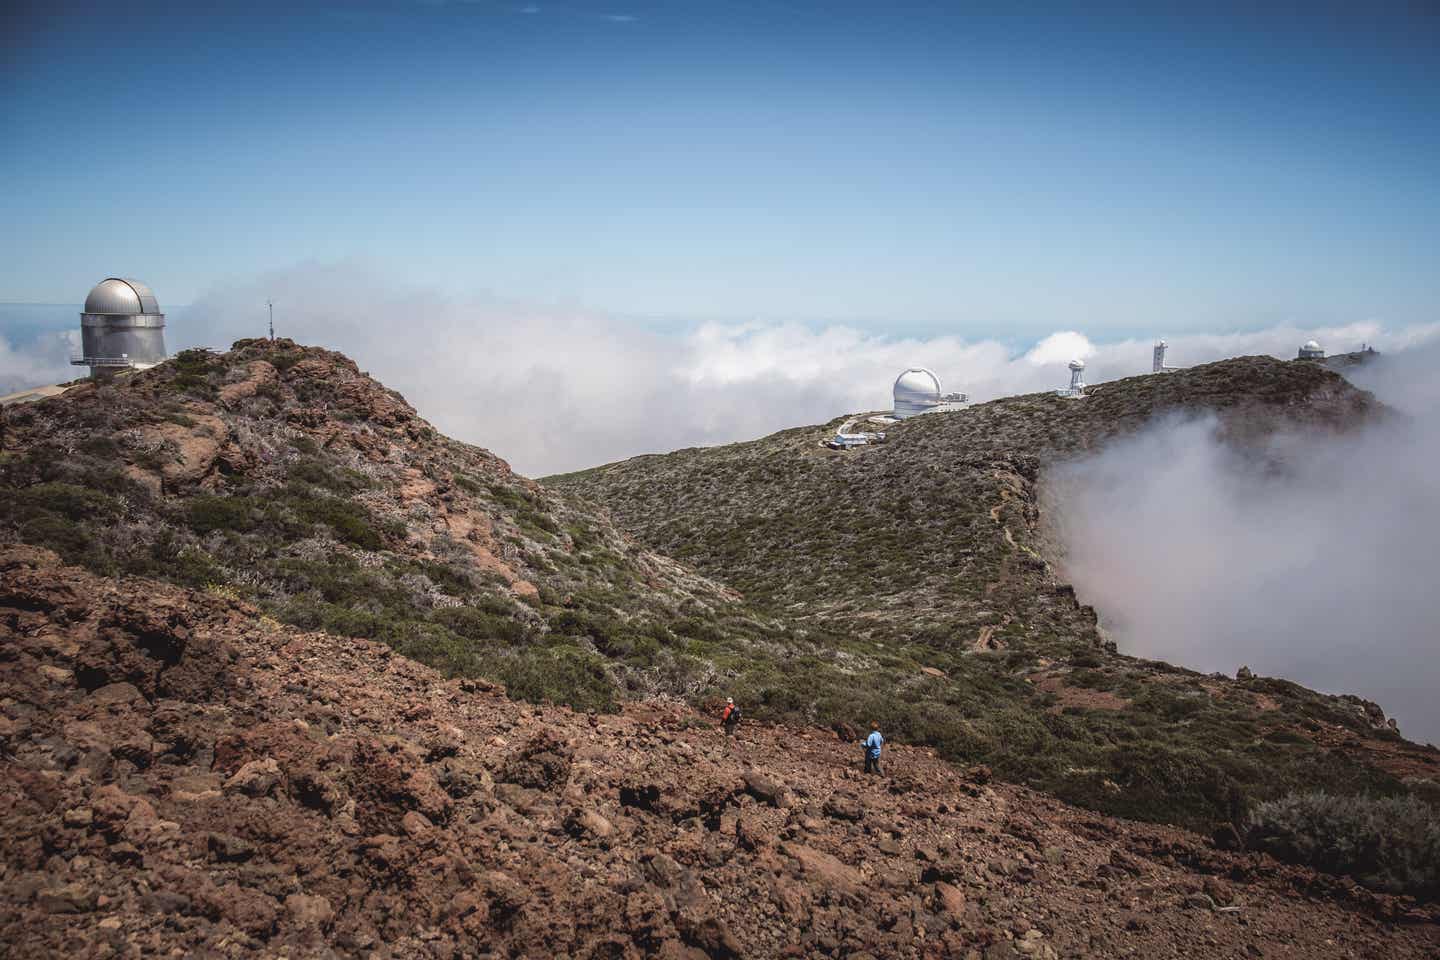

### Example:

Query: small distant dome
xmin=1068 ymin=358 xmax=1086 ymax=371
xmin=893 ymin=367 xmax=942 ymax=418
xmin=84 ymin=278 xmax=161 ymax=316
xmin=1303 ymin=340 xmax=1321 ymax=352
xmin=1298 ymin=339 xmax=1325 ymax=360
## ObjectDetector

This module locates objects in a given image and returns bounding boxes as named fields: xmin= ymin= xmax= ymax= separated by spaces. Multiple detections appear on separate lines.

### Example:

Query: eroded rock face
xmin=2 ymin=546 xmax=1437 ymax=959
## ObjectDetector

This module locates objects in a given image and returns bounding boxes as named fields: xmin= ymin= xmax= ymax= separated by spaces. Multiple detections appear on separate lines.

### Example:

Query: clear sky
xmin=4 ymin=1 xmax=1438 ymax=338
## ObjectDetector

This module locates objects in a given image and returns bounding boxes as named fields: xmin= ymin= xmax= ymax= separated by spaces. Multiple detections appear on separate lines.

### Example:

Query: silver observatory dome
xmin=84 ymin=278 xmax=162 ymax=316
xmin=74 ymin=277 xmax=168 ymax=379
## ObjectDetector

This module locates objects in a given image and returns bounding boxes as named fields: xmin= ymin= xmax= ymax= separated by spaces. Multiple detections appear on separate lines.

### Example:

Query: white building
xmin=891 ymin=367 xmax=968 ymax=419
xmin=1055 ymin=359 xmax=1087 ymax=398
xmin=1298 ymin=339 xmax=1325 ymax=360
xmin=1153 ymin=339 xmax=1177 ymax=373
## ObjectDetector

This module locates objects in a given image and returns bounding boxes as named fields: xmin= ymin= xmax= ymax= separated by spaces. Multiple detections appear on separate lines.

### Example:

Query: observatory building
xmin=1055 ymin=359 xmax=1087 ymax=398
xmin=72 ymin=278 xmax=168 ymax=380
xmin=1297 ymin=339 xmax=1325 ymax=360
xmin=1153 ymin=339 xmax=1177 ymax=373
xmin=891 ymin=367 xmax=968 ymax=419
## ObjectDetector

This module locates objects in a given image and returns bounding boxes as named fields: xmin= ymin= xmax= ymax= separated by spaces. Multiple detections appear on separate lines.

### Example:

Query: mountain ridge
xmin=549 ymin=355 xmax=1440 ymax=829
xmin=2 ymin=340 xmax=1437 ymax=908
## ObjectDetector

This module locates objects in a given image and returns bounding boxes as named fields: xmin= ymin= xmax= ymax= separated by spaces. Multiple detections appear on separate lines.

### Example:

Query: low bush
xmin=288 ymin=458 xmax=372 ymax=494
xmin=279 ymin=484 xmax=386 ymax=549
xmin=1247 ymin=792 xmax=1440 ymax=900
xmin=185 ymin=495 xmax=258 ymax=534
xmin=493 ymin=646 xmax=618 ymax=714
xmin=432 ymin=605 xmax=532 ymax=646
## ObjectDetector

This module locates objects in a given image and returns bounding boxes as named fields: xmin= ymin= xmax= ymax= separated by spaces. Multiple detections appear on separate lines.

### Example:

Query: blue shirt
xmin=865 ymin=731 xmax=883 ymax=758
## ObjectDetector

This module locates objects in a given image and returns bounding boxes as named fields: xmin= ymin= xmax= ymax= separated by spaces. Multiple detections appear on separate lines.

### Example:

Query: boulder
xmin=933 ymin=882 xmax=966 ymax=920
xmin=224 ymin=757 xmax=283 ymax=797
xmin=285 ymin=892 xmax=334 ymax=929
xmin=743 ymin=770 xmax=789 ymax=807
xmin=822 ymin=793 xmax=863 ymax=822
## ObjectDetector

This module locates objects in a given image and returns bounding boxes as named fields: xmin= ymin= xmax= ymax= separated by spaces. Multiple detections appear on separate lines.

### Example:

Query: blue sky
xmin=3 ymin=1 xmax=1438 ymax=338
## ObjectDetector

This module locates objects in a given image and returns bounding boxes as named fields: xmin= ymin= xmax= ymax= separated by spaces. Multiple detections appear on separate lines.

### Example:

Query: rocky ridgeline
xmin=3 ymin=546 xmax=1437 ymax=958
xmin=548 ymin=356 xmax=1440 ymax=832
xmin=0 ymin=339 xmax=747 ymax=706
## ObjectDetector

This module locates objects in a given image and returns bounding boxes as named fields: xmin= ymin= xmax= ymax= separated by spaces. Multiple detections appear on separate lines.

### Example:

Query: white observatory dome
xmin=1298 ymin=339 xmax=1325 ymax=360
xmin=893 ymin=367 xmax=942 ymax=418
xmin=1068 ymin=358 xmax=1086 ymax=371
xmin=1303 ymin=340 xmax=1321 ymax=352
xmin=84 ymin=278 xmax=161 ymax=316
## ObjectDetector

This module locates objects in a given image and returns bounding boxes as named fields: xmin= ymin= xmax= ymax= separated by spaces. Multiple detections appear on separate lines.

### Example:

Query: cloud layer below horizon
xmin=9 ymin=262 xmax=1434 ymax=477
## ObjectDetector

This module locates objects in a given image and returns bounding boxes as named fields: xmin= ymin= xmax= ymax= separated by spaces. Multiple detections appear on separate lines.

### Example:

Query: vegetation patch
xmin=1248 ymin=792 xmax=1440 ymax=899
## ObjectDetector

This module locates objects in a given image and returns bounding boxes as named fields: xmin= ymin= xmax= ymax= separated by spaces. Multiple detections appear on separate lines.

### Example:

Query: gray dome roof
xmin=84 ymin=278 xmax=161 ymax=315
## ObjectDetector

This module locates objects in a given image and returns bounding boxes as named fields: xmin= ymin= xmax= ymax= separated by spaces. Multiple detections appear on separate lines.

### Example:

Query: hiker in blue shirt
xmin=863 ymin=723 xmax=884 ymax=775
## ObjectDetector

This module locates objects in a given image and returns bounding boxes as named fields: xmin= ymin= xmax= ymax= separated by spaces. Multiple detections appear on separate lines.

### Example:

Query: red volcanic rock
xmin=0 ymin=545 xmax=1436 ymax=958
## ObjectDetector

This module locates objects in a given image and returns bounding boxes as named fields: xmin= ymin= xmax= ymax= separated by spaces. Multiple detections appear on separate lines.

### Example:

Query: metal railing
xmin=70 ymin=355 xmax=143 ymax=367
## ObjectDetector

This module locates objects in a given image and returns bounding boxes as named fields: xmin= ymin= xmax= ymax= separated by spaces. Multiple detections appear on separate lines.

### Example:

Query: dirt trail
xmin=2 ymin=544 xmax=1435 ymax=958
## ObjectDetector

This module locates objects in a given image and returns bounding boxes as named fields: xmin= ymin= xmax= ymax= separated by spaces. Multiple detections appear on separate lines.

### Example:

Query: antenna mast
xmin=267 ymin=300 xmax=274 ymax=341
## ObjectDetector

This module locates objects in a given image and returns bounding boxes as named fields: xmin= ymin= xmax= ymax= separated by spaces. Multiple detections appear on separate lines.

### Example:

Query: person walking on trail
xmin=721 ymin=697 xmax=741 ymax=749
xmin=863 ymin=723 xmax=884 ymax=775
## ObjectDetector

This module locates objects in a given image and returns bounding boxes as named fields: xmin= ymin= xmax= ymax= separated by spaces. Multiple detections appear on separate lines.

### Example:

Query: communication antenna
xmin=267 ymin=300 xmax=275 ymax=341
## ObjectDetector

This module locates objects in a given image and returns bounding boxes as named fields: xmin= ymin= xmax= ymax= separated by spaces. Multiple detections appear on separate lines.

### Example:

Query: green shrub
xmin=1248 ymin=792 xmax=1440 ymax=899
xmin=288 ymin=458 xmax=372 ymax=494
xmin=453 ymin=473 xmax=485 ymax=495
xmin=279 ymin=485 xmax=385 ymax=549
xmin=167 ymin=349 xmax=221 ymax=395
xmin=516 ymin=506 xmax=560 ymax=537
xmin=185 ymin=495 xmax=258 ymax=534
xmin=432 ymin=605 xmax=532 ymax=646
xmin=5 ymin=482 xmax=122 ymax=523
xmin=18 ymin=515 xmax=104 ymax=568
xmin=416 ymin=560 xmax=476 ymax=596
xmin=494 ymin=646 xmax=618 ymax=713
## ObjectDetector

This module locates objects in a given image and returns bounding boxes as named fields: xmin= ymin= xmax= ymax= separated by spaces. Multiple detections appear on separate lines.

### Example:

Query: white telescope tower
xmin=1153 ymin=339 xmax=1177 ymax=373
xmin=1056 ymin=359 xmax=1087 ymax=398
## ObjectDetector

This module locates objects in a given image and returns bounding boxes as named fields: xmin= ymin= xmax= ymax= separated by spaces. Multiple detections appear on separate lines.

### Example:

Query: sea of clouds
xmin=7 ymin=261 xmax=1434 ymax=477
xmin=1051 ymin=340 xmax=1440 ymax=745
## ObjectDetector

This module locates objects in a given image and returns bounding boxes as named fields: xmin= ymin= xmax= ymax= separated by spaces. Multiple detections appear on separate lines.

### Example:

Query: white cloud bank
xmin=0 ymin=330 xmax=77 ymax=398
xmin=1050 ymin=342 xmax=1440 ymax=746
xmin=6 ymin=262 xmax=1437 ymax=476
xmin=158 ymin=261 xmax=1439 ymax=477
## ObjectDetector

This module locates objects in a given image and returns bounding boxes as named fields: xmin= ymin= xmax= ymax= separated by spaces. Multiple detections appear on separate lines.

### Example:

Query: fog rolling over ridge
xmin=1052 ymin=345 xmax=1440 ymax=746
xmin=7 ymin=260 xmax=1432 ymax=475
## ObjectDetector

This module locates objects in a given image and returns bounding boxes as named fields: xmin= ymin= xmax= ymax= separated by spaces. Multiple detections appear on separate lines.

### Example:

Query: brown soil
xmin=3 ymin=544 xmax=1436 ymax=958
xmin=1033 ymin=675 xmax=1131 ymax=714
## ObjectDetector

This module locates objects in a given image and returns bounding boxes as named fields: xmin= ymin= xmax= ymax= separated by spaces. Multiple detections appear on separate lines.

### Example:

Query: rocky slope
xmin=4 ymin=344 xmax=1435 ymax=888
xmin=3 ymin=545 xmax=1437 ymax=958
xmin=0 ymin=340 xmax=787 ymax=711
xmin=548 ymin=358 xmax=1440 ymax=831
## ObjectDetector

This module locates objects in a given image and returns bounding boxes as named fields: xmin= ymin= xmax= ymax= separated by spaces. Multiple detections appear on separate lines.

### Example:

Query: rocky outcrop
xmin=2 ymin=546 xmax=1436 ymax=958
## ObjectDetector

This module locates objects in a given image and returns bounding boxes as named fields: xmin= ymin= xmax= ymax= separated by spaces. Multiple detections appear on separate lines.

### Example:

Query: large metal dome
xmin=74 ymin=277 xmax=167 ymax=380
xmin=893 ymin=367 xmax=942 ymax=418
xmin=83 ymin=278 xmax=161 ymax=316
